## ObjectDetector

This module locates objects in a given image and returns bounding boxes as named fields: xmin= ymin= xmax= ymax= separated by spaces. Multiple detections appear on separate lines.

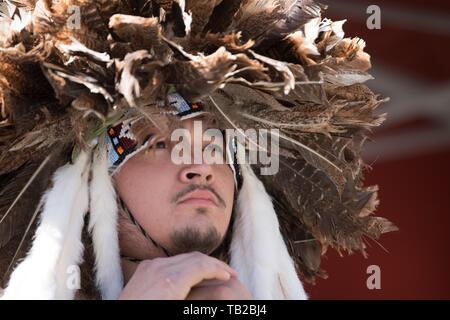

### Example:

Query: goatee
xmin=169 ymin=226 xmax=222 ymax=255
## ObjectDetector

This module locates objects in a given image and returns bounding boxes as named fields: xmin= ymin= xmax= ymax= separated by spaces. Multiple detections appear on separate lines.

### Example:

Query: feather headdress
xmin=0 ymin=0 xmax=397 ymax=299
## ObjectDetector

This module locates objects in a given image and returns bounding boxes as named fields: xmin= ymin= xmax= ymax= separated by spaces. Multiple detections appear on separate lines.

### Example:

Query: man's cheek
xmin=215 ymin=213 xmax=229 ymax=235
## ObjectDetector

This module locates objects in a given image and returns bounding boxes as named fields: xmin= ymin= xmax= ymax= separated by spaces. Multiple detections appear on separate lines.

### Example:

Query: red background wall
xmin=305 ymin=0 xmax=450 ymax=299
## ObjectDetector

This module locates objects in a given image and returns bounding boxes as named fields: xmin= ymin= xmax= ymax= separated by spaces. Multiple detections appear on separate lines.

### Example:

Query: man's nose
xmin=179 ymin=164 xmax=215 ymax=184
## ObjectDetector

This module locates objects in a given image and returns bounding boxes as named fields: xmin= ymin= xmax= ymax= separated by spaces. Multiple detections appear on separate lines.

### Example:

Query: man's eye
xmin=155 ymin=141 xmax=167 ymax=149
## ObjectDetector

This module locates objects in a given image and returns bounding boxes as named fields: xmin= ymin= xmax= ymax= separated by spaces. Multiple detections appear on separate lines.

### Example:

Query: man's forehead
xmin=179 ymin=117 xmax=218 ymax=130
xmin=173 ymin=118 xmax=224 ymax=142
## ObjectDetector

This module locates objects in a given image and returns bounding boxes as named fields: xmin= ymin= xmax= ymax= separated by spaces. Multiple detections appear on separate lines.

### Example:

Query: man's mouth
xmin=177 ymin=189 xmax=218 ymax=207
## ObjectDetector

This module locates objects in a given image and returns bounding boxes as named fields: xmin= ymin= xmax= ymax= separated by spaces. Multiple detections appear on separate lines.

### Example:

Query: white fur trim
xmin=230 ymin=164 xmax=308 ymax=300
xmin=89 ymin=141 xmax=123 ymax=299
xmin=2 ymin=151 xmax=90 ymax=300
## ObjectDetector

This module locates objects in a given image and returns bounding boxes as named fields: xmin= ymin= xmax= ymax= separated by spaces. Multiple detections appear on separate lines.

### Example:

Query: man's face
xmin=114 ymin=118 xmax=235 ymax=257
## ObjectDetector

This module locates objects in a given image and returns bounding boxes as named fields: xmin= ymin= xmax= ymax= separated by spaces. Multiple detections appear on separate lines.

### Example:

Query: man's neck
xmin=121 ymin=259 xmax=139 ymax=284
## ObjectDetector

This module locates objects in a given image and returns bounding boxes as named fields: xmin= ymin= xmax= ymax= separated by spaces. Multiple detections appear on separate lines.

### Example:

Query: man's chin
xmin=175 ymin=205 xmax=216 ymax=217
xmin=168 ymin=225 xmax=222 ymax=255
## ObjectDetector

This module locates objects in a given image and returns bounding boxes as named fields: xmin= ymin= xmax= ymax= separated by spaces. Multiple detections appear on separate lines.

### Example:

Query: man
xmin=0 ymin=0 xmax=396 ymax=300
xmin=115 ymin=116 xmax=252 ymax=299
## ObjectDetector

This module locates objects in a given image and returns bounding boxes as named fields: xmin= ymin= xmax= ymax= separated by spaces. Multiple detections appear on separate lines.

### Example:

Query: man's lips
xmin=177 ymin=190 xmax=218 ymax=207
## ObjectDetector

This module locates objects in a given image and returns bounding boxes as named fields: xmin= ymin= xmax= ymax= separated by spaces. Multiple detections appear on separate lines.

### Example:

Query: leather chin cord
xmin=119 ymin=197 xmax=172 ymax=262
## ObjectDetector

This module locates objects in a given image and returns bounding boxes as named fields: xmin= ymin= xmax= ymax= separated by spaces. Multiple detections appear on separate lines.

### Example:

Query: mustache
xmin=171 ymin=184 xmax=227 ymax=208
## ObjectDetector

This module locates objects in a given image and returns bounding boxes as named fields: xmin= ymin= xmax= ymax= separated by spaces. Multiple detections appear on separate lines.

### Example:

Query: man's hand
xmin=187 ymin=277 xmax=253 ymax=300
xmin=118 ymin=252 xmax=237 ymax=300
